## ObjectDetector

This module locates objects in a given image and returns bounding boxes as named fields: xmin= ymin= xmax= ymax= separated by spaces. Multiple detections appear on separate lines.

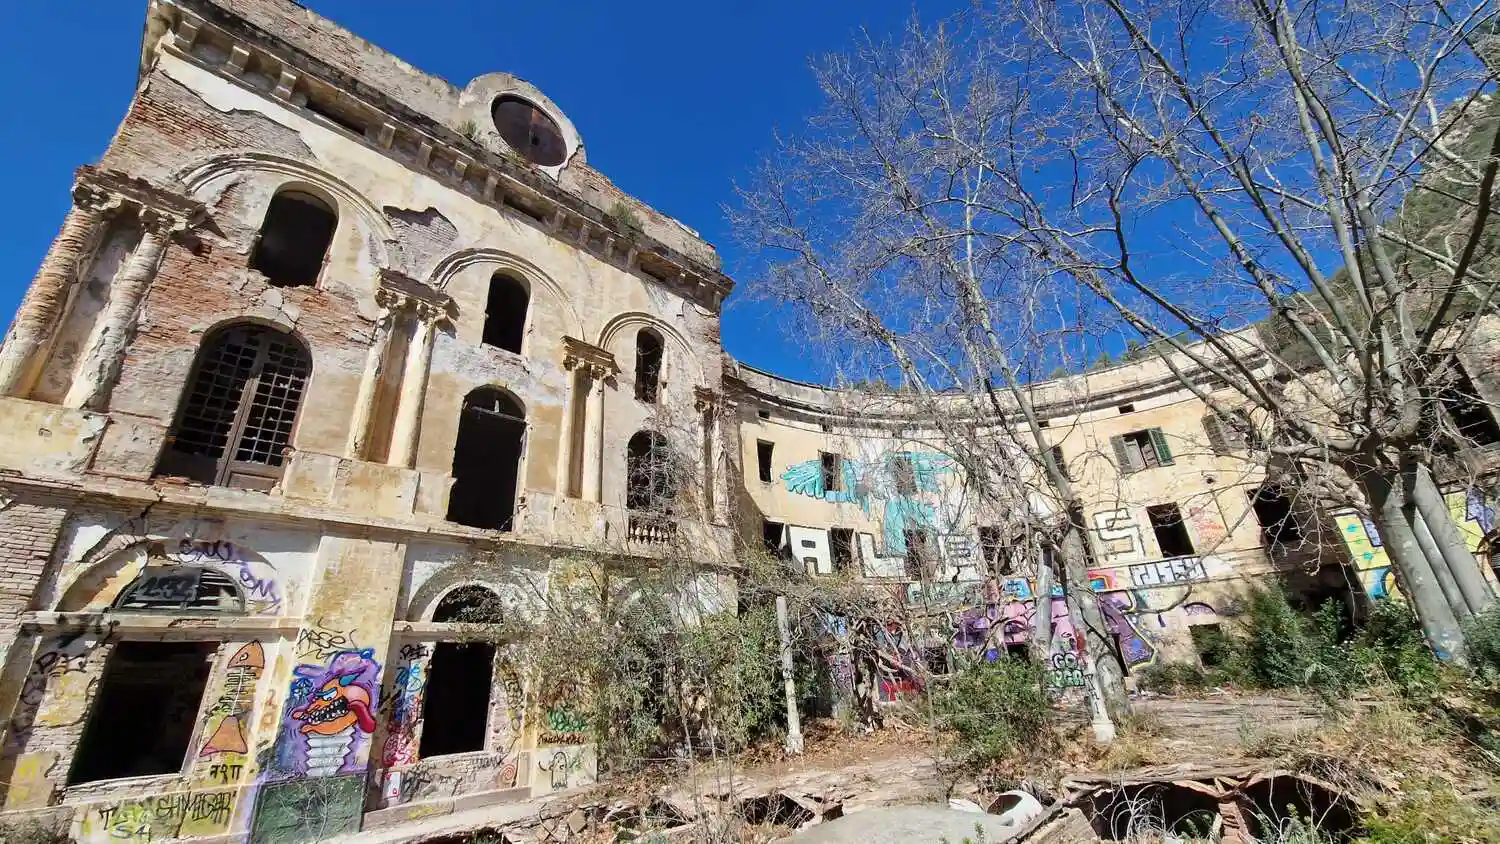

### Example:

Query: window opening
xmin=482 ymin=273 xmax=528 ymax=354
xmin=1203 ymin=409 xmax=1253 ymax=454
xmin=250 ymin=191 xmax=336 ymax=287
xmin=626 ymin=430 xmax=676 ymax=512
xmin=634 ymin=330 xmax=663 ymax=404
xmin=762 ymin=519 xmax=790 ymax=560
xmin=1112 ymin=428 xmax=1173 ymax=473
xmin=1190 ymin=624 xmax=1230 ymax=668
xmin=1049 ymin=444 xmax=1070 ymax=481
xmin=158 ymin=325 xmax=310 ymax=490
xmin=491 ymin=96 xmax=567 ymax=167
xmin=112 ymin=564 xmax=245 ymax=614
xmin=904 ymin=529 xmax=932 ymax=580
xmin=417 ymin=587 xmax=499 ymax=758
xmin=756 ymin=440 xmax=774 ymax=483
xmin=447 ymin=389 xmax=525 ymax=531
xmin=68 ymin=642 xmax=214 ymax=785
xmin=1441 ymin=365 xmax=1500 ymax=446
xmin=820 ymin=452 xmax=844 ymax=492
xmin=891 ymin=453 xmax=917 ymax=495
xmin=978 ymin=526 xmax=1010 ymax=575
xmin=1249 ymin=486 xmax=1303 ymax=547
xmin=305 ymin=95 xmax=368 ymax=135
xmin=1117 ymin=403 xmax=1135 ymax=414
xmin=758 ymin=409 xmax=771 ymax=420
xmin=830 ymin=528 xmax=854 ymax=573
xmin=1146 ymin=503 xmax=1195 ymax=558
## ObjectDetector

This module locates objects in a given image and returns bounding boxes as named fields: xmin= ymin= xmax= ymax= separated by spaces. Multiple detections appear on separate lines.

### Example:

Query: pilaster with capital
xmin=388 ymin=301 xmax=449 ymax=469
xmin=695 ymin=387 xmax=728 ymax=524
xmin=65 ymin=207 xmax=193 ymax=411
xmin=346 ymin=287 xmax=406 ymax=459
xmin=562 ymin=337 xmax=618 ymax=504
xmin=0 ymin=184 xmax=114 ymax=397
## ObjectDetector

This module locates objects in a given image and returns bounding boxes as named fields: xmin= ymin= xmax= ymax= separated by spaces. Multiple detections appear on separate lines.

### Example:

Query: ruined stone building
xmin=0 ymin=1 xmax=1497 ymax=842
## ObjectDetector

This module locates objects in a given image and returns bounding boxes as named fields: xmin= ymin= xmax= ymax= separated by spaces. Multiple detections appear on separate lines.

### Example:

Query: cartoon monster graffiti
xmin=267 ymin=649 xmax=380 ymax=781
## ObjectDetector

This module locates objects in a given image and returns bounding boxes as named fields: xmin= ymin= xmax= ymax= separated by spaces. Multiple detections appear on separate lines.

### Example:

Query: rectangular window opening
xmin=891 ymin=453 xmax=917 ymax=495
xmin=758 ymin=409 xmax=771 ymax=420
xmin=419 ymin=642 xmax=495 ymax=758
xmin=756 ymin=440 xmax=774 ymax=483
xmin=1049 ymin=444 xmax=1070 ymax=481
xmin=762 ymin=519 xmax=790 ymax=560
xmin=904 ymin=529 xmax=932 ymax=580
xmin=978 ymin=526 xmax=1012 ymax=575
xmin=820 ymin=452 xmax=844 ymax=492
xmin=1250 ymin=486 xmax=1303 ymax=547
xmin=1117 ymin=403 xmax=1135 ymax=414
xmin=831 ymin=527 xmax=855 ymax=573
xmin=1146 ymin=503 xmax=1195 ymax=558
xmin=1442 ymin=366 xmax=1500 ymax=447
xmin=68 ymin=641 xmax=215 ymax=786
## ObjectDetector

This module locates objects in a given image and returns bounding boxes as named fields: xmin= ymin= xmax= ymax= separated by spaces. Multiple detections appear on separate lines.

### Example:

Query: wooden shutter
xmin=1149 ymin=427 xmax=1175 ymax=466
xmin=1202 ymin=413 xmax=1229 ymax=454
xmin=1109 ymin=435 xmax=1135 ymax=473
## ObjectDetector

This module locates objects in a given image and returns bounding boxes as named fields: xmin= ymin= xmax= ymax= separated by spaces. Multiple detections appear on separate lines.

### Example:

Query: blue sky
xmin=0 ymin=1 xmax=949 ymax=383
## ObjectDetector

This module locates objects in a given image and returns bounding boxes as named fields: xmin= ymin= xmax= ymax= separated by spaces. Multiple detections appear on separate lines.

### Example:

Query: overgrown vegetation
xmin=929 ymin=657 xmax=1055 ymax=777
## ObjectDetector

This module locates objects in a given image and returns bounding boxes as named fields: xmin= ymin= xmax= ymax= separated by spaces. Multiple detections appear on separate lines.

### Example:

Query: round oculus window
xmin=491 ymin=96 xmax=567 ymax=167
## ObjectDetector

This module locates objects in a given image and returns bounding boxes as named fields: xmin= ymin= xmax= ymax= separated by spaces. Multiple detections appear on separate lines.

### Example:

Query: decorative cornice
xmin=561 ymin=336 xmax=618 ymax=379
xmin=75 ymin=165 xmax=203 ymax=230
xmin=377 ymin=268 xmax=454 ymax=320
xmin=150 ymin=2 xmax=735 ymax=313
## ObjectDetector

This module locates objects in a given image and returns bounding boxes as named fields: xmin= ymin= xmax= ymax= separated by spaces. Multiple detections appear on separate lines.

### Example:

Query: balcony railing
xmin=626 ymin=512 xmax=677 ymax=545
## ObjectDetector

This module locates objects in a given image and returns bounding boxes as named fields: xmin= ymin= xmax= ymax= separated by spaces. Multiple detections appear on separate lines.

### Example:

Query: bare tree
xmin=734 ymin=0 xmax=1500 ymax=672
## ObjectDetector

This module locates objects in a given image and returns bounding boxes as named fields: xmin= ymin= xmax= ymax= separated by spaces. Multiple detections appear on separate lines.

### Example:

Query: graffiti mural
xmin=265 ymin=650 xmax=380 ymax=782
xmin=781 ymin=450 xmax=964 ymax=561
xmin=199 ymin=642 xmax=264 ymax=763
xmin=1336 ymin=486 xmax=1500 ymax=601
xmin=380 ymin=655 xmax=426 ymax=768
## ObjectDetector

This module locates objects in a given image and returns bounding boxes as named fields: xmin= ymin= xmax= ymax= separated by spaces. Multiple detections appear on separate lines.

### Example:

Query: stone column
xmin=65 ymin=211 xmax=176 ymax=411
xmin=695 ymin=388 xmax=718 ymax=522
xmin=387 ymin=304 xmax=442 ymax=469
xmin=555 ymin=364 xmax=581 ymax=498
xmin=0 ymin=189 xmax=109 ymax=397
xmin=580 ymin=370 xmax=606 ymax=503
xmin=346 ymin=289 xmax=404 ymax=460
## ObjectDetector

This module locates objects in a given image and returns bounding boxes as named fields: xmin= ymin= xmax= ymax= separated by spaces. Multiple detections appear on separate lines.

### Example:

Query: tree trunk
xmin=1058 ymin=521 xmax=1130 ymax=725
xmin=1030 ymin=547 xmax=1055 ymax=663
xmin=1410 ymin=460 xmax=1495 ymax=615
xmin=1361 ymin=468 xmax=1467 ymax=662
xmin=1411 ymin=508 xmax=1471 ymax=621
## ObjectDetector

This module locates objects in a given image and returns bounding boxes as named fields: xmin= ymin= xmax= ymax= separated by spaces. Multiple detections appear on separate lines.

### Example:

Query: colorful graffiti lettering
xmin=381 ymin=659 xmax=426 ymax=767
xmin=540 ymin=706 xmax=589 ymax=745
xmin=1336 ymin=486 xmax=1499 ymax=601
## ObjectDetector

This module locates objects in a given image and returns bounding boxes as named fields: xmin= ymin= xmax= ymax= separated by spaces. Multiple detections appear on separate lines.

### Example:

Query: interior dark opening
xmin=635 ymin=330 xmax=663 ymax=404
xmin=491 ymin=96 xmax=567 ymax=166
xmin=820 ymin=452 xmax=843 ymax=492
xmin=763 ymin=519 xmax=789 ymax=560
xmin=756 ymin=440 xmax=774 ymax=483
xmin=1147 ymin=503 xmax=1195 ymax=558
xmin=830 ymin=527 xmax=854 ymax=573
xmin=482 ymin=273 xmax=529 ymax=354
xmin=68 ymin=641 xmax=214 ymax=785
xmin=447 ymin=389 xmax=524 ymax=531
xmin=250 ymin=192 xmax=336 ymax=287
xmin=418 ymin=642 xmax=495 ymax=758
xmin=627 ymin=430 xmax=676 ymax=512
xmin=1250 ymin=485 xmax=1303 ymax=547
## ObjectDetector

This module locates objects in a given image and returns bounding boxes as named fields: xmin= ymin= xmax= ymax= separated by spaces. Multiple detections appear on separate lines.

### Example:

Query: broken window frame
xmin=447 ymin=388 xmax=527 ymax=532
xmin=1111 ymin=428 xmax=1174 ymax=473
xmin=158 ymin=324 xmax=312 ymax=491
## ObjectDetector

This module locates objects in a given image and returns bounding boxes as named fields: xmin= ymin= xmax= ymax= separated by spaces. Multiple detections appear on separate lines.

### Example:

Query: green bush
xmin=1348 ymin=599 xmax=1441 ymax=698
xmin=930 ymin=656 xmax=1054 ymax=774
xmin=1462 ymin=604 xmax=1500 ymax=686
xmin=1136 ymin=661 xmax=1211 ymax=694
xmin=1230 ymin=584 xmax=1341 ymax=691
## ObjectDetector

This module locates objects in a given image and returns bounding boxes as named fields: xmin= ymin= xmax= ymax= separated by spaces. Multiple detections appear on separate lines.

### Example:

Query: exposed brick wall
xmin=99 ymin=74 xmax=315 ymax=184
xmin=0 ymin=489 xmax=71 ymax=637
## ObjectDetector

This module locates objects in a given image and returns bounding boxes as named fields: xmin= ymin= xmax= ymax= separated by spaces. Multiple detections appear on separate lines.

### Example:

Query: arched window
xmin=432 ymin=585 xmax=503 ymax=624
xmin=158 ymin=324 xmax=311 ymax=490
xmin=111 ymin=564 xmax=245 ymax=614
xmin=482 ymin=273 xmax=528 ymax=354
xmin=626 ymin=430 xmax=677 ymax=512
xmin=447 ymin=388 xmax=525 ymax=531
xmin=250 ymin=190 xmax=337 ymax=287
xmin=634 ymin=329 xmax=663 ymax=404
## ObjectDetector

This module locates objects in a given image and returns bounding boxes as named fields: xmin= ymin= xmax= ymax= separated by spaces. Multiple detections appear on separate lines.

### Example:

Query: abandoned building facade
xmin=0 ymin=0 xmax=1498 ymax=842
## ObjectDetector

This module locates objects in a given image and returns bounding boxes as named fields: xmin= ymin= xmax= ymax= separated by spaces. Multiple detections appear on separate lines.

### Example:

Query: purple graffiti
xmin=266 ymin=649 xmax=380 ymax=782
